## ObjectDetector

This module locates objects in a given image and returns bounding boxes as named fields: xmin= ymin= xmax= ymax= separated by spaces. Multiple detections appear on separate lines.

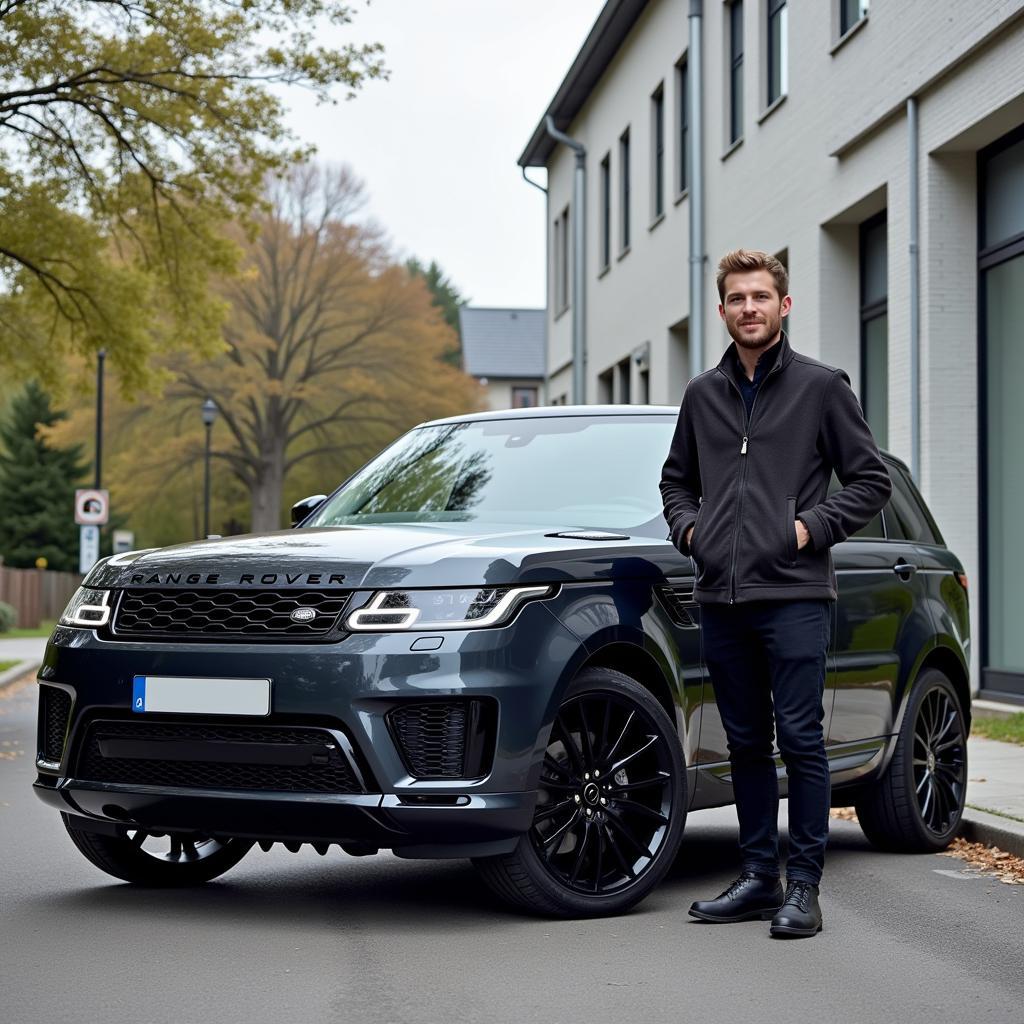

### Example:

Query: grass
xmin=971 ymin=713 xmax=1024 ymax=746
xmin=2 ymin=619 xmax=56 ymax=638
xmin=0 ymin=660 xmax=18 ymax=673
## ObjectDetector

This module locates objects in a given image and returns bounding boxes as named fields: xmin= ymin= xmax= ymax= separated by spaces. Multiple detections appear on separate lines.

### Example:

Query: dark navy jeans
xmin=701 ymin=599 xmax=832 ymax=885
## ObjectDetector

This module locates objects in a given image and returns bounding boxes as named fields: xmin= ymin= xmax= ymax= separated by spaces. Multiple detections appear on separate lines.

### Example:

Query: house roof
xmin=458 ymin=307 xmax=546 ymax=379
xmin=518 ymin=0 xmax=650 ymax=168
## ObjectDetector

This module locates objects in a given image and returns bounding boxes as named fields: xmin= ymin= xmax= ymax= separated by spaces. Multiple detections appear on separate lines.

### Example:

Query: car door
xmin=828 ymin=461 xmax=934 ymax=752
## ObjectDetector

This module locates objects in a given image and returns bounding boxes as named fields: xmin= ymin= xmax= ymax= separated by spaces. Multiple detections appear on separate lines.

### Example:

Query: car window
xmin=827 ymin=473 xmax=884 ymax=539
xmin=886 ymin=465 xmax=941 ymax=545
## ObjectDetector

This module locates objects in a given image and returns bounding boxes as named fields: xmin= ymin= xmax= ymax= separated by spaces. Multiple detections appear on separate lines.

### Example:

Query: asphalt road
xmin=3 ymin=674 xmax=1022 ymax=1024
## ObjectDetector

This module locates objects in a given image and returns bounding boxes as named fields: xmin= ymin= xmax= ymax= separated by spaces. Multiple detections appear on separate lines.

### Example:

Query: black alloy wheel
xmin=855 ymin=668 xmax=967 ymax=852
xmin=474 ymin=667 xmax=686 ymax=917
xmin=63 ymin=814 xmax=252 ymax=885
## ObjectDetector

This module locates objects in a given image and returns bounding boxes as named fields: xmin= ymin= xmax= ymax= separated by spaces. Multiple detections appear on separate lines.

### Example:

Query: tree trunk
xmin=250 ymin=438 xmax=286 ymax=533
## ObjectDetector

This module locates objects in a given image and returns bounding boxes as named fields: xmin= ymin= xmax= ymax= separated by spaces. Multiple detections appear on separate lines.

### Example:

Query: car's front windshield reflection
xmin=306 ymin=414 xmax=676 ymax=533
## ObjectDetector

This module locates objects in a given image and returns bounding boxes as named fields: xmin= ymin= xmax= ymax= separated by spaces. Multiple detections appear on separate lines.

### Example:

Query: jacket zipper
xmin=722 ymin=358 xmax=783 ymax=603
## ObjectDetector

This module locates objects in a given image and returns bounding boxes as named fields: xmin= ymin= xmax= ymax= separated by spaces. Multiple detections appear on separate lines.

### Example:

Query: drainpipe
xmin=688 ymin=0 xmax=705 ymax=382
xmin=545 ymin=115 xmax=587 ymax=404
xmin=907 ymin=96 xmax=920 ymax=482
xmin=521 ymin=167 xmax=550 ymax=403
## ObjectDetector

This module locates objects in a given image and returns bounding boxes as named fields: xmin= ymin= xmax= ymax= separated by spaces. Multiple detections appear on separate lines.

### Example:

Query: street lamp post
xmin=95 ymin=349 xmax=106 ymax=488
xmin=201 ymin=398 xmax=217 ymax=538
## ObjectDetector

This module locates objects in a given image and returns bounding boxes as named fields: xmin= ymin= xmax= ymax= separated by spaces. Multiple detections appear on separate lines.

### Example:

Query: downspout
xmin=907 ymin=96 xmax=920 ymax=481
xmin=521 ymin=167 xmax=550 ymax=404
xmin=545 ymin=115 xmax=587 ymax=404
xmin=689 ymin=0 xmax=705 ymax=382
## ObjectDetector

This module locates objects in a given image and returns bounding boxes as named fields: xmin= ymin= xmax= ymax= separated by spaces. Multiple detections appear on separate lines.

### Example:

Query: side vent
xmin=656 ymin=579 xmax=697 ymax=627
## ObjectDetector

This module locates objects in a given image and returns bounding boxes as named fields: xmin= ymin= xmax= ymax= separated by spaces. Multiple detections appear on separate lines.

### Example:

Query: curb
xmin=958 ymin=806 xmax=1024 ymax=860
xmin=0 ymin=659 xmax=40 ymax=692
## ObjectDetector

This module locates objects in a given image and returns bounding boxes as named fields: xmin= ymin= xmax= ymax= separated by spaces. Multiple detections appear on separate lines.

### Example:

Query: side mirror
xmin=291 ymin=494 xmax=327 ymax=527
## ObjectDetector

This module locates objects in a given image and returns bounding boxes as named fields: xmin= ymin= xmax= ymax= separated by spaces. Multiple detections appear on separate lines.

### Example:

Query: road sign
xmin=79 ymin=524 xmax=100 ymax=574
xmin=112 ymin=529 xmax=135 ymax=554
xmin=75 ymin=489 xmax=109 ymax=526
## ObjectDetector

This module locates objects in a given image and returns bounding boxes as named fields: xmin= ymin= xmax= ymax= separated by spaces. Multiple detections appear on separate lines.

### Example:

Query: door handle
xmin=893 ymin=560 xmax=918 ymax=581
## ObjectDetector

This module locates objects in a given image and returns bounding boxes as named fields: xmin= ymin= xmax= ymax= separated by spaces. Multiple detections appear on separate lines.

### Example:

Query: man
xmin=659 ymin=249 xmax=891 ymax=938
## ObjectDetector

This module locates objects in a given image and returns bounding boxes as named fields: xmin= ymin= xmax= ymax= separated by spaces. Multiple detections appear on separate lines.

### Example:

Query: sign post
xmin=75 ymin=488 xmax=110 ymax=575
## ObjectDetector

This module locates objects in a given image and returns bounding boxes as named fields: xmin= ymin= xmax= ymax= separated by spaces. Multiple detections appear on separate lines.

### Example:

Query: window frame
xmin=859 ymin=210 xmax=888 ymax=448
xmin=675 ymin=55 xmax=689 ymax=197
xmin=766 ymin=0 xmax=787 ymax=108
xmin=619 ymin=127 xmax=631 ymax=253
xmin=651 ymin=83 xmax=665 ymax=223
xmin=728 ymin=0 xmax=744 ymax=146
xmin=599 ymin=152 xmax=611 ymax=271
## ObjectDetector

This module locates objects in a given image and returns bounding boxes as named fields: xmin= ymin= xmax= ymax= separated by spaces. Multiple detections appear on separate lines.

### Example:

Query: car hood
xmin=87 ymin=521 xmax=682 ymax=590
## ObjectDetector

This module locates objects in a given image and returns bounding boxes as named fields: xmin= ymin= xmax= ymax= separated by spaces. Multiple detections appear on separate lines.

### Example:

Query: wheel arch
xmin=577 ymin=640 xmax=676 ymax=723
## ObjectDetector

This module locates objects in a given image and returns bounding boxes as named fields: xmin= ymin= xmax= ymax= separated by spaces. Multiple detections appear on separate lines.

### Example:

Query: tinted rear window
xmin=883 ymin=465 xmax=942 ymax=545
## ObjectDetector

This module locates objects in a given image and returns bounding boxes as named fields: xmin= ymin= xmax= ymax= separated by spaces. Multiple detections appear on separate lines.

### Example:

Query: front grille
xmin=387 ymin=700 xmax=496 ymax=779
xmin=76 ymin=720 xmax=364 ymax=793
xmin=39 ymin=686 xmax=72 ymax=763
xmin=112 ymin=588 xmax=351 ymax=641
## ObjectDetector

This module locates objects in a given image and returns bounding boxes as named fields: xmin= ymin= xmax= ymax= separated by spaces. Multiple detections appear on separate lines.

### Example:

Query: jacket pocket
xmin=785 ymin=495 xmax=797 ymax=567
xmin=690 ymin=501 xmax=707 ymax=558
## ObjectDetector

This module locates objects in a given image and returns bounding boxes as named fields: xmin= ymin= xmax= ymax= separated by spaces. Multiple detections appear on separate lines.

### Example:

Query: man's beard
xmin=726 ymin=313 xmax=782 ymax=350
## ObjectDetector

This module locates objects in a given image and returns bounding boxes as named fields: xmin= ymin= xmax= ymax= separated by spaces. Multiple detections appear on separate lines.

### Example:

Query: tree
xmin=0 ymin=1 xmax=386 ymax=391
xmin=405 ymin=257 xmax=467 ymax=367
xmin=52 ymin=163 xmax=485 ymax=537
xmin=0 ymin=382 xmax=89 ymax=571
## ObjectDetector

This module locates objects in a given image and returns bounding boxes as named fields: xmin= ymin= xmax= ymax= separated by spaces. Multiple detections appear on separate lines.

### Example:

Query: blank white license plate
xmin=132 ymin=675 xmax=271 ymax=716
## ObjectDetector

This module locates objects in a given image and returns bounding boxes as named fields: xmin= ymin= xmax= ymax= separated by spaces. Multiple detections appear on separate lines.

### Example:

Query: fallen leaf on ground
xmin=830 ymin=807 xmax=859 ymax=822
xmin=940 ymin=837 xmax=1024 ymax=885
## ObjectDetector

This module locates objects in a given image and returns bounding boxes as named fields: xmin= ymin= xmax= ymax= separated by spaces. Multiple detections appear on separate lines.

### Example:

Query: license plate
xmin=132 ymin=676 xmax=271 ymax=716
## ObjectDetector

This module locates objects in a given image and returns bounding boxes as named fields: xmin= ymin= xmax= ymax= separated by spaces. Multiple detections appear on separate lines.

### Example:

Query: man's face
xmin=718 ymin=269 xmax=792 ymax=349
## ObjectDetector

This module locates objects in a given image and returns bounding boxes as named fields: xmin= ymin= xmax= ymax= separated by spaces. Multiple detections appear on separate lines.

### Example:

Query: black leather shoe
xmin=688 ymin=872 xmax=784 ymax=923
xmin=769 ymin=880 xmax=823 ymax=937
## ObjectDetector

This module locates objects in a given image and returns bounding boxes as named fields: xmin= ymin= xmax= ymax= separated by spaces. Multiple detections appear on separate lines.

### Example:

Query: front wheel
xmin=474 ymin=666 xmax=687 ymax=917
xmin=63 ymin=814 xmax=253 ymax=885
xmin=855 ymin=668 xmax=967 ymax=852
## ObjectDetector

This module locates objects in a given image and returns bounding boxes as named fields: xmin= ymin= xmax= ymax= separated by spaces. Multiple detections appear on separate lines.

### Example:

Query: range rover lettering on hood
xmin=128 ymin=572 xmax=346 ymax=586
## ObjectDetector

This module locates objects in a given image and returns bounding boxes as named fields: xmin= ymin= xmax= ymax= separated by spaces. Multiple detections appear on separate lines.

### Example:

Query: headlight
xmin=59 ymin=587 xmax=112 ymax=628
xmin=346 ymin=586 xmax=553 ymax=632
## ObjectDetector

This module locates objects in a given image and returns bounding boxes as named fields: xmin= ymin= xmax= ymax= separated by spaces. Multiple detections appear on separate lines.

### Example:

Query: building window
xmin=651 ymin=84 xmax=665 ymax=221
xmin=511 ymin=386 xmax=539 ymax=408
xmin=839 ymin=0 xmax=869 ymax=36
xmin=767 ymin=0 xmax=787 ymax=106
xmin=554 ymin=205 xmax=570 ymax=314
xmin=600 ymin=153 xmax=611 ymax=270
xmin=619 ymin=128 xmax=631 ymax=251
xmin=728 ymin=1 xmax=744 ymax=145
xmin=675 ymin=57 xmax=689 ymax=195
xmin=859 ymin=211 xmax=887 ymax=450
xmin=979 ymin=125 xmax=1024 ymax=696
xmin=597 ymin=367 xmax=614 ymax=404
xmin=616 ymin=357 xmax=631 ymax=404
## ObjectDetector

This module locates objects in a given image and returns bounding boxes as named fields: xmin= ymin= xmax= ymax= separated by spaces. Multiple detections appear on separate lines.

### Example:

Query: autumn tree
xmin=0 ymin=1 xmax=385 ymax=391
xmin=54 ymin=164 xmax=484 ymax=538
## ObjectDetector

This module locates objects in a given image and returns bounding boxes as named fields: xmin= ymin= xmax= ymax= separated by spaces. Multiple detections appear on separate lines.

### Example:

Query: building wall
xmin=479 ymin=378 xmax=544 ymax=412
xmin=539 ymin=0 xmax=1024 ymax=690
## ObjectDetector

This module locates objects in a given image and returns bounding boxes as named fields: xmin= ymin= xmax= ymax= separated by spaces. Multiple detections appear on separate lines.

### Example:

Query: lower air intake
xmin=387 ymin=699 xmax=496 ymax=779
xmin=39 ymin=686 xmax=73 ymax=763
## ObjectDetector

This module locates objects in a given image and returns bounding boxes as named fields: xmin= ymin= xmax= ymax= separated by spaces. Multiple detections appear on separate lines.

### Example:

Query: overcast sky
xmin=277 ymin=0 xmax=606 ymax=310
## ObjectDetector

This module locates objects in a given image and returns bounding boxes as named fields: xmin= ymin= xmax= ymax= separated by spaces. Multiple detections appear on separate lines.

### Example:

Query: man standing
xmin=659 ymin=249 xmax=891 ymax=938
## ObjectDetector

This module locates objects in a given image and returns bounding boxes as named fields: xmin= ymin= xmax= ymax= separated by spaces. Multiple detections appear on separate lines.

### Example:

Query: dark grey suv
xmin=34 ymin=406 xmax=970 ymax=917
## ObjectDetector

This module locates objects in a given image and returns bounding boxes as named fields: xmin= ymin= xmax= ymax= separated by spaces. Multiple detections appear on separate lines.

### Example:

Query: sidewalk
xmin=962 ymin=716 xmax=1024 ymax=857
xmin=0 ymin=636 xmax=47 ymax=690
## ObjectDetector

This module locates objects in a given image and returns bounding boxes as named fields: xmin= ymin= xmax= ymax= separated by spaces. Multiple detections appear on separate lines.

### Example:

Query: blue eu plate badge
xmin=132 ymin=675 xmax=146 ymax=712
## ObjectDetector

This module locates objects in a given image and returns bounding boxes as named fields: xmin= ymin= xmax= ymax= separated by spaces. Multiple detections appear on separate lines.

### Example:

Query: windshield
xmin=305 ymin=414 xmax=677 ymax=533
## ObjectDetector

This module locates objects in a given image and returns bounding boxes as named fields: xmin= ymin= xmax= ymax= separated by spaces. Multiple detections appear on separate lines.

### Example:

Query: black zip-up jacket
xmin=659 ymin=333 xmax=892 ymax=603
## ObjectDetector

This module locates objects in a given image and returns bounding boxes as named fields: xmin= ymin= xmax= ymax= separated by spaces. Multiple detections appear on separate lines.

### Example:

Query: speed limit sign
xmin=75 ymin=489 xmax=109 ymax=526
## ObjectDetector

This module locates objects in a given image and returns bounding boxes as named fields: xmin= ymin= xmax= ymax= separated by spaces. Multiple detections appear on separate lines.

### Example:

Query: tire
xmin=854 ymin=668 xmax=967 ymax=852
xmin=473 ymin=666 xmax=687 ymax=918
xmin=63 ymin=814 xmax=253 ymax=885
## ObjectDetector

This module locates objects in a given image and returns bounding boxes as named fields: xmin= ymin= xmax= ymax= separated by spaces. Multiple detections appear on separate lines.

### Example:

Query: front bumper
xmin=33 ymin=598 xmax=584 ymax=856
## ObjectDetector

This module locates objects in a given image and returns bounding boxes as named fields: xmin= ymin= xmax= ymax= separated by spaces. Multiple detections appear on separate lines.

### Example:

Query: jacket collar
xmin=717 ymin=330 xmax=795 ymax=385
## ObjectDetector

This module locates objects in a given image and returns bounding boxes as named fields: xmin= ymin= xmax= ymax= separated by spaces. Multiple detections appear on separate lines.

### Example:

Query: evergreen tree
xmin=406 ymin=257 xmax=467 ymax=367
xmin=0 ymin=383 xmax=89 ymax=571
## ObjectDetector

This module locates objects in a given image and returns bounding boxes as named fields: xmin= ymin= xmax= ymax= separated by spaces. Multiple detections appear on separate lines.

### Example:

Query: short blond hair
xmin=716 ymin=249 xmax=789 ymax=301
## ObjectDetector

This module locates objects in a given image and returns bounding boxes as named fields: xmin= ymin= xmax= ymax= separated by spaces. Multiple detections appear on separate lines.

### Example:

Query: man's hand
xmin=795 ymin=519 xmax=811 ymax=550
xmin=685 ymin=525 xmax=694 ymax=548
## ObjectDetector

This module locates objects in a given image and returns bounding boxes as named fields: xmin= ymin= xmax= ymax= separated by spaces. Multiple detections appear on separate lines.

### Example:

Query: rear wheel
xmin=474 ymin=667 xmax=687 ymax=917
xmin=855 ymin=668 xmax=967 ymax=852
xmin=63 ymin=814 xmax=252 ymax=885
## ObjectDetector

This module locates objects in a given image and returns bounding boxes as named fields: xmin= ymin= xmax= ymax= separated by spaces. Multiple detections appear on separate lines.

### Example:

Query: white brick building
xmin=519 ymin=0 xmax=1024 ymax=702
